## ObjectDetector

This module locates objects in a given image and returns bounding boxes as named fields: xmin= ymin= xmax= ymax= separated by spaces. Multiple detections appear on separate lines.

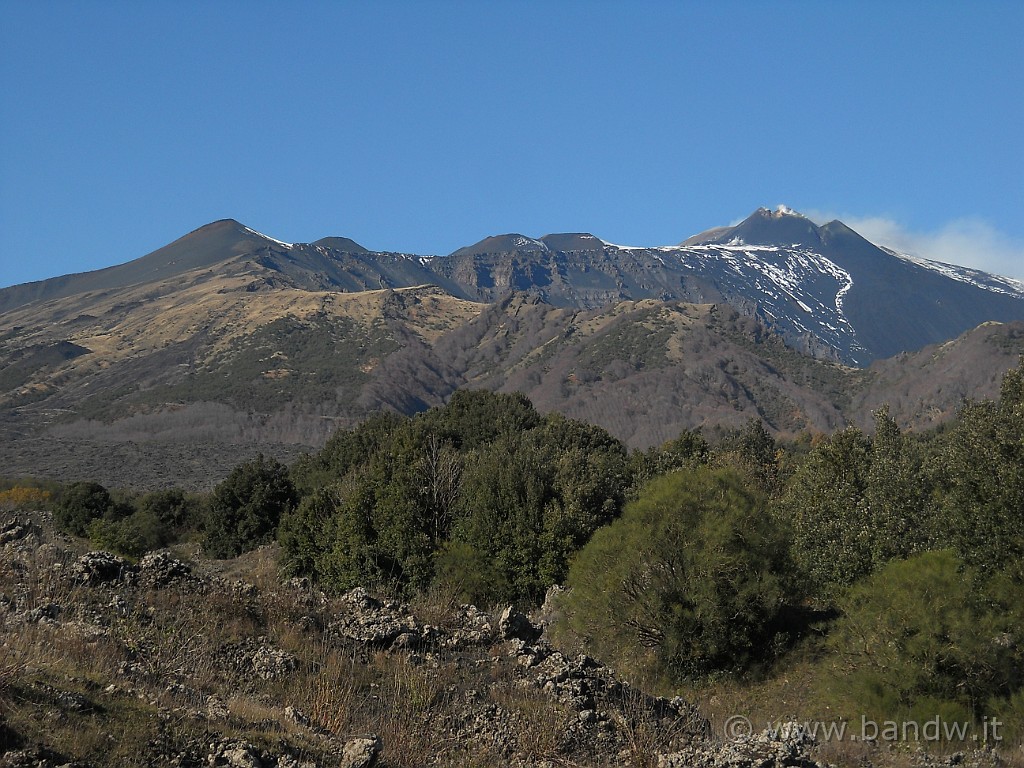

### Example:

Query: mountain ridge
xmin=7 ymin=206 xmax=1021 ymax=366
xmin=3 ymin=207 xmax=1024 ymax=487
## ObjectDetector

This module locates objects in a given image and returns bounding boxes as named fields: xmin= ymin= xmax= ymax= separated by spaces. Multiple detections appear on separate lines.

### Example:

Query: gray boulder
xmin=339 ymin=735 xmax=381 ymax=768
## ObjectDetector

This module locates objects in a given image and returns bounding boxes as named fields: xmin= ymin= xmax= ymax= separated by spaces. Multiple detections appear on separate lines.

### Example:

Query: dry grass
xmin=5 ymin=516 xmax=1019 ymax=768
xmin=487 ymin=683 xmax=577 ymax=766
xmin=0 ymin=660 xmax=20 ymax=717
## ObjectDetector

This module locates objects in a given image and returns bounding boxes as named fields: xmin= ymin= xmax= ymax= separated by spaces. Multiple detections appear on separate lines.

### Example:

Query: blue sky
xmin=2 ymin=1 xmax=1022 ymax=288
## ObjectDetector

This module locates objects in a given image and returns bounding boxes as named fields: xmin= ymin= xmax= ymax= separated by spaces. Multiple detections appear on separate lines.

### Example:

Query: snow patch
xmin=892 ymin=251 xmax=1024 ymax=298
xmin=513 ymin=236 xmax=549 ymax=251
xmin=242 ymin=226 xmax=293 ymax=249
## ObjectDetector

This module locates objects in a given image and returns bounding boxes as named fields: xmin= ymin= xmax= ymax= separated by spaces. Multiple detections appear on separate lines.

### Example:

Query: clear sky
xmin=2 ymin=1 xmax=1022 ymax=289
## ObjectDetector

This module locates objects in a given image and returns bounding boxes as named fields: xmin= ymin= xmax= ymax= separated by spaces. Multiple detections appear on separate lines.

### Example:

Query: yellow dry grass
xmin=0 ymin=259 xmax=483 ymax=396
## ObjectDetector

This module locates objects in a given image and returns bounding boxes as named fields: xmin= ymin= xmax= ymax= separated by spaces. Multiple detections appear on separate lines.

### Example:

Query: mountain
xmin=5 ymin=207 xmax=1023 ymax=364
xmin=2 ymin=208 xmax=1024 ymax=488
xmin=435 ymin=207 xmax=1024 ymax=365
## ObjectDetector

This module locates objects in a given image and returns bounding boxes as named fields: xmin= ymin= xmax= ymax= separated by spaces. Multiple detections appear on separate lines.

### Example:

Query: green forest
xmin=6 ymin=358 xmax=1024 ymax=746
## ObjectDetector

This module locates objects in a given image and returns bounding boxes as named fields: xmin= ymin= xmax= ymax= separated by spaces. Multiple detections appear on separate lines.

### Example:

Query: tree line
xmin=10 ymin=358 xmax=1024 ymax=742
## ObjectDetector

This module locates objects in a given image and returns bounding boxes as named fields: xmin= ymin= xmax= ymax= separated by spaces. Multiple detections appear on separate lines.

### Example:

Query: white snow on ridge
xmin=602 ymin=242 xmax=859 ymax=336
xmin=598 ymin=238 xmax=650 ymax=250
xmin=563 ymin=237 xmax=872 ymax=354
xmin=691 ymin=243 xmax=783 ymax=253
xmin=243 ymin=226 xmax=293 ymax=249
xmin=891 ymin=250 xmax=1024 ymax=298
xmin=513 ymin=235 xmax=550 ymax=251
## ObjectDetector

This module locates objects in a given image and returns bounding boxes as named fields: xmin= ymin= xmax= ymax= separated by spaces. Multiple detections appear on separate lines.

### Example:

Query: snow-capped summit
xmin=432 ymin=207 xmax=1024 ymax=365
xmin=4 ymin=208 xmax=1023 ymax=369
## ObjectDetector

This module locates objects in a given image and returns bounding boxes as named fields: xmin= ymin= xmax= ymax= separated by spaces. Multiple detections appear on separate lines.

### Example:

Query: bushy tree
xmin=87 ymin=510 xmax=170 ymax=558
xmin=562 ymin=466 xmax=790 ymax=679
xmin=137 ymin=488 xmax=201 ymax=534
xmin=205 ymin=455 xmax=297 ymax=558
xmin=284 ymin=480 xmax=389 ymax=590
xmin=281 ymin=392 xmax=627 ymax=603
xmin=442 ymin=414 xmax=629 ymax=606
xmin=280 ymin=454 xmax=437 ymax=594
xmin=714 ymin=417 xmax=780 ymax=493
xmin=934 ymin=359 xmax=1024 ymax=575
xmin=55 ymin=481 xmax=117 ymax=536
xmin=776 ymin=410 xmax=931 ymax=598
xmin=422 ymin=389 xmax=542 ymax=450
xmin=628 ymin=428 xmax=710 ymax=495
xmin=290 ymin=411 xmax=406 ymax=494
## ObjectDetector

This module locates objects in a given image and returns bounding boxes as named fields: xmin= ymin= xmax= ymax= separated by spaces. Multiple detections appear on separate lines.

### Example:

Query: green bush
xmin=561 ymin=465 xmax=790 ymax=680
xmin=934 ymin=359 xmax=1024 ymax=574
xmin=280 ymin=460 xmax=434 ymax=594
xmin=87 ymin=510 xmax=170 ymax=558
xmin=443 ymin=415 xmax=629 ymax=606
xmin=205 ymin=455 xmax=297 ymax=558
xmin=136 ymin=488 xmax=201 ymax=534
xmin=827 ymin=550 xmax=1023 ymax=722
xmin=627 ymin=429 xmax=710 ymax=496
xmin=283 ymin=393 xmax=629 ymax=604
xmin=54 ymin=481 xmax=117 ymax=536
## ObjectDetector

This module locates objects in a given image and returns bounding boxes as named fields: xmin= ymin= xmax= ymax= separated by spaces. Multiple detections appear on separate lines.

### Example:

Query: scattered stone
xmin=205 ymin=695 xmax=230 ymax=720
xmin=498 ymin=605 xmax=541 ymax=643
xmin=658 ymin=722 xmax=820 ymax=768
xmin=24 ymin=602 xmax=61 ymax=624
xmin=0 ymin=519 xmax=40 ymax=547
xmin=248 ymin=645 xmax=299 ymax=681
xmin=332 ymin=588 xmax=420 ymax=648
xmin=230 ymin=580 xmax=259 ymax=601
xmin=138 ymin=551 xmax=193 ymax=587
xmin=286 ymin=577 xmax=310 ymax=591
xmin=206 ymin=739 xmax=264 ymax=768
xmin=283 ymin=706 xmax=311 ymax=728
xmin=71 ymin=552 xmax=133 ymax=585
xmin=339 ymin=736 xmax=380 ymax=768
xmin=0 ymin=746 xmax=90 ymax=768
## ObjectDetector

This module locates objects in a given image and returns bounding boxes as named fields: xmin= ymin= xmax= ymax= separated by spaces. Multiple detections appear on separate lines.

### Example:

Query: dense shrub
xmin=54 ymin=481 xmax=118 ymax=536
xmin=827 ymin=550 xmax=1023 ymax=722
xmin=136 ymin=488 xmax=202 ymax=534
xmin=561 ymin=466 xmax=790 ymax=680
xmin=712 ymin=417 xmax=781 ymax=494
xmin=934 ymin=360 xmax=1024 ymax=575
xmin=290 ymin=411 xmax=406 ymax=494
xmin=0 ymin=485 xmax=53 ymax=511
xmin=441 ymin=414 xmax=629 ymax=606
xmin=87 ymin=510 xmax=170 ymax=558
xmin=280 ymin=392 xmax=629 ymax=604
xmin=282 ymin=451 xmax=437 ymax=594
xmin=627 ymin=429 xmax=710 ymax=495
xmin=205 ymin=455 xmax=297 ymax=558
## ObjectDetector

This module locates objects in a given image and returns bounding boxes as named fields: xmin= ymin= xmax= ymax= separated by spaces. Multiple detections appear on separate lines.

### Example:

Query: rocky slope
xmin=1 ymin=512 xmax=1005 ymax=768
